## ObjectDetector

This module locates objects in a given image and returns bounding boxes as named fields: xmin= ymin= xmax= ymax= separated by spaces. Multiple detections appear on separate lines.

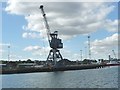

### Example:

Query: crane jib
xmin=40 ymin=5 xmax=51 ymax=44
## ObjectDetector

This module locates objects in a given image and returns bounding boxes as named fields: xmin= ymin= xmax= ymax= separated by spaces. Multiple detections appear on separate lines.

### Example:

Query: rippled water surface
xmin=2 ymin=66 xmax=119 ymax=88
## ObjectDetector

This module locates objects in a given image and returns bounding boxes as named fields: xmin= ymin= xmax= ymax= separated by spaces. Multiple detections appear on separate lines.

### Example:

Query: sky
xmin=1 ymin=0 xmax=119 ymax=61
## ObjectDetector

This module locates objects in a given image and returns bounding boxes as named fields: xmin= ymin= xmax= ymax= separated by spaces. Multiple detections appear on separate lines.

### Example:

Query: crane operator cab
xmin=50 ymin=31 xmax=63 ymax=49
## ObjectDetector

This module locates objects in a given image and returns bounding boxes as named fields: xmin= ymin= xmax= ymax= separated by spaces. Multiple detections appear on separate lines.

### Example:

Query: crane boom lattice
xmin=40 ymin=5 xmax=51 ymax=44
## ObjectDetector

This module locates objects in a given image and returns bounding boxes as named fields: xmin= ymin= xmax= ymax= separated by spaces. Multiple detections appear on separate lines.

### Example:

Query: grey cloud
xmin=5 ymin=1 xmax=117 ymax=40
xmin=90 ymin=33 xmax=118 ymax=58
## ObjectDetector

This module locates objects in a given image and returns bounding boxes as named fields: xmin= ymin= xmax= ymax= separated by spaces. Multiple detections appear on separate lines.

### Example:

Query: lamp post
xmin=85 ymin=46 xmax=87 ymax=59
xmin=88 ymin=35 xmax=91 ymax=60
xmin=8 ymin=45 xmax=10 ymax=61
xmin=80 ymin=50 xmax=82 ymax=61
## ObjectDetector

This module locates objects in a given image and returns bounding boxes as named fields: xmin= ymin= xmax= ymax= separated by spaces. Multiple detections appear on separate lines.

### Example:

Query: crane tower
xmin=39 ymin=5 xmax=63 ymax=66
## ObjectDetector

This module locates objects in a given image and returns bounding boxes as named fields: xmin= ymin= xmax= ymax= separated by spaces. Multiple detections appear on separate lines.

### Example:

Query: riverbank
xmin=1 ymin=64 xmax=120 ymax=74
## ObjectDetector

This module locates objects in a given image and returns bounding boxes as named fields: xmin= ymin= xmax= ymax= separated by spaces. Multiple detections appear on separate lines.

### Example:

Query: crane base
xmin=46 ymin=49 xmax=63 ymax=66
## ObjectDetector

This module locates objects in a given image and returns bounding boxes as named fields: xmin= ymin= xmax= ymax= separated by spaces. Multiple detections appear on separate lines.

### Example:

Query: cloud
xmin=90 ymin=33 xmax=118 ymax=59
xmin=23 ymin=45 xmax=81 ymax=60
xmin=0 ymin=43 xmax=22 ymax=60
xmin=22 ymin=32 xmax=119 ymax=60
xmin=22 ymin=32 xmax=41 ymax=39
xmin=23 ymin=45 xmax=41 ymax=51
xmin=5 ymin=1 xmax=117 ymax=40
xmin=0 ymin=43 xmax=10 ymax=57
xmin=23 ymin=45 xmax=51 ymax=59
xmin=61 ymin=49 xmax=80 ymax=60
xmin=0 ymin=50 xmax=4 ymax=57
xmin=4 ymin=1 xmax=118 ymax=60
xmin=104 ymin=19 xmax=118 ymax=32
xmin=0 ymin=43 xmax=10 ymax=46
xmin=9 ymin=54 xmax=23 ymax=60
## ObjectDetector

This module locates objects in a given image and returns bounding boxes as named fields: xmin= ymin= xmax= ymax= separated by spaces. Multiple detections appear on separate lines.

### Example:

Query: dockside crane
xmin=39 ymin=5 xmax=63 ymax=66
xmin=112 ymin=50 xmax=117 ymax=59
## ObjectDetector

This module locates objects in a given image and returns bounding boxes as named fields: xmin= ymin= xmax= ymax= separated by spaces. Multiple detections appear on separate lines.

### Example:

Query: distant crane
xmin=39 ymin=5 xmax=63 ymax=66
xmin=8 ymin=45 xmax=10 ymax=61
xmin=88 ymin=35 xmax=91 ymax=60
xmin=112 ymin=50 xmax=117 ymax=59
